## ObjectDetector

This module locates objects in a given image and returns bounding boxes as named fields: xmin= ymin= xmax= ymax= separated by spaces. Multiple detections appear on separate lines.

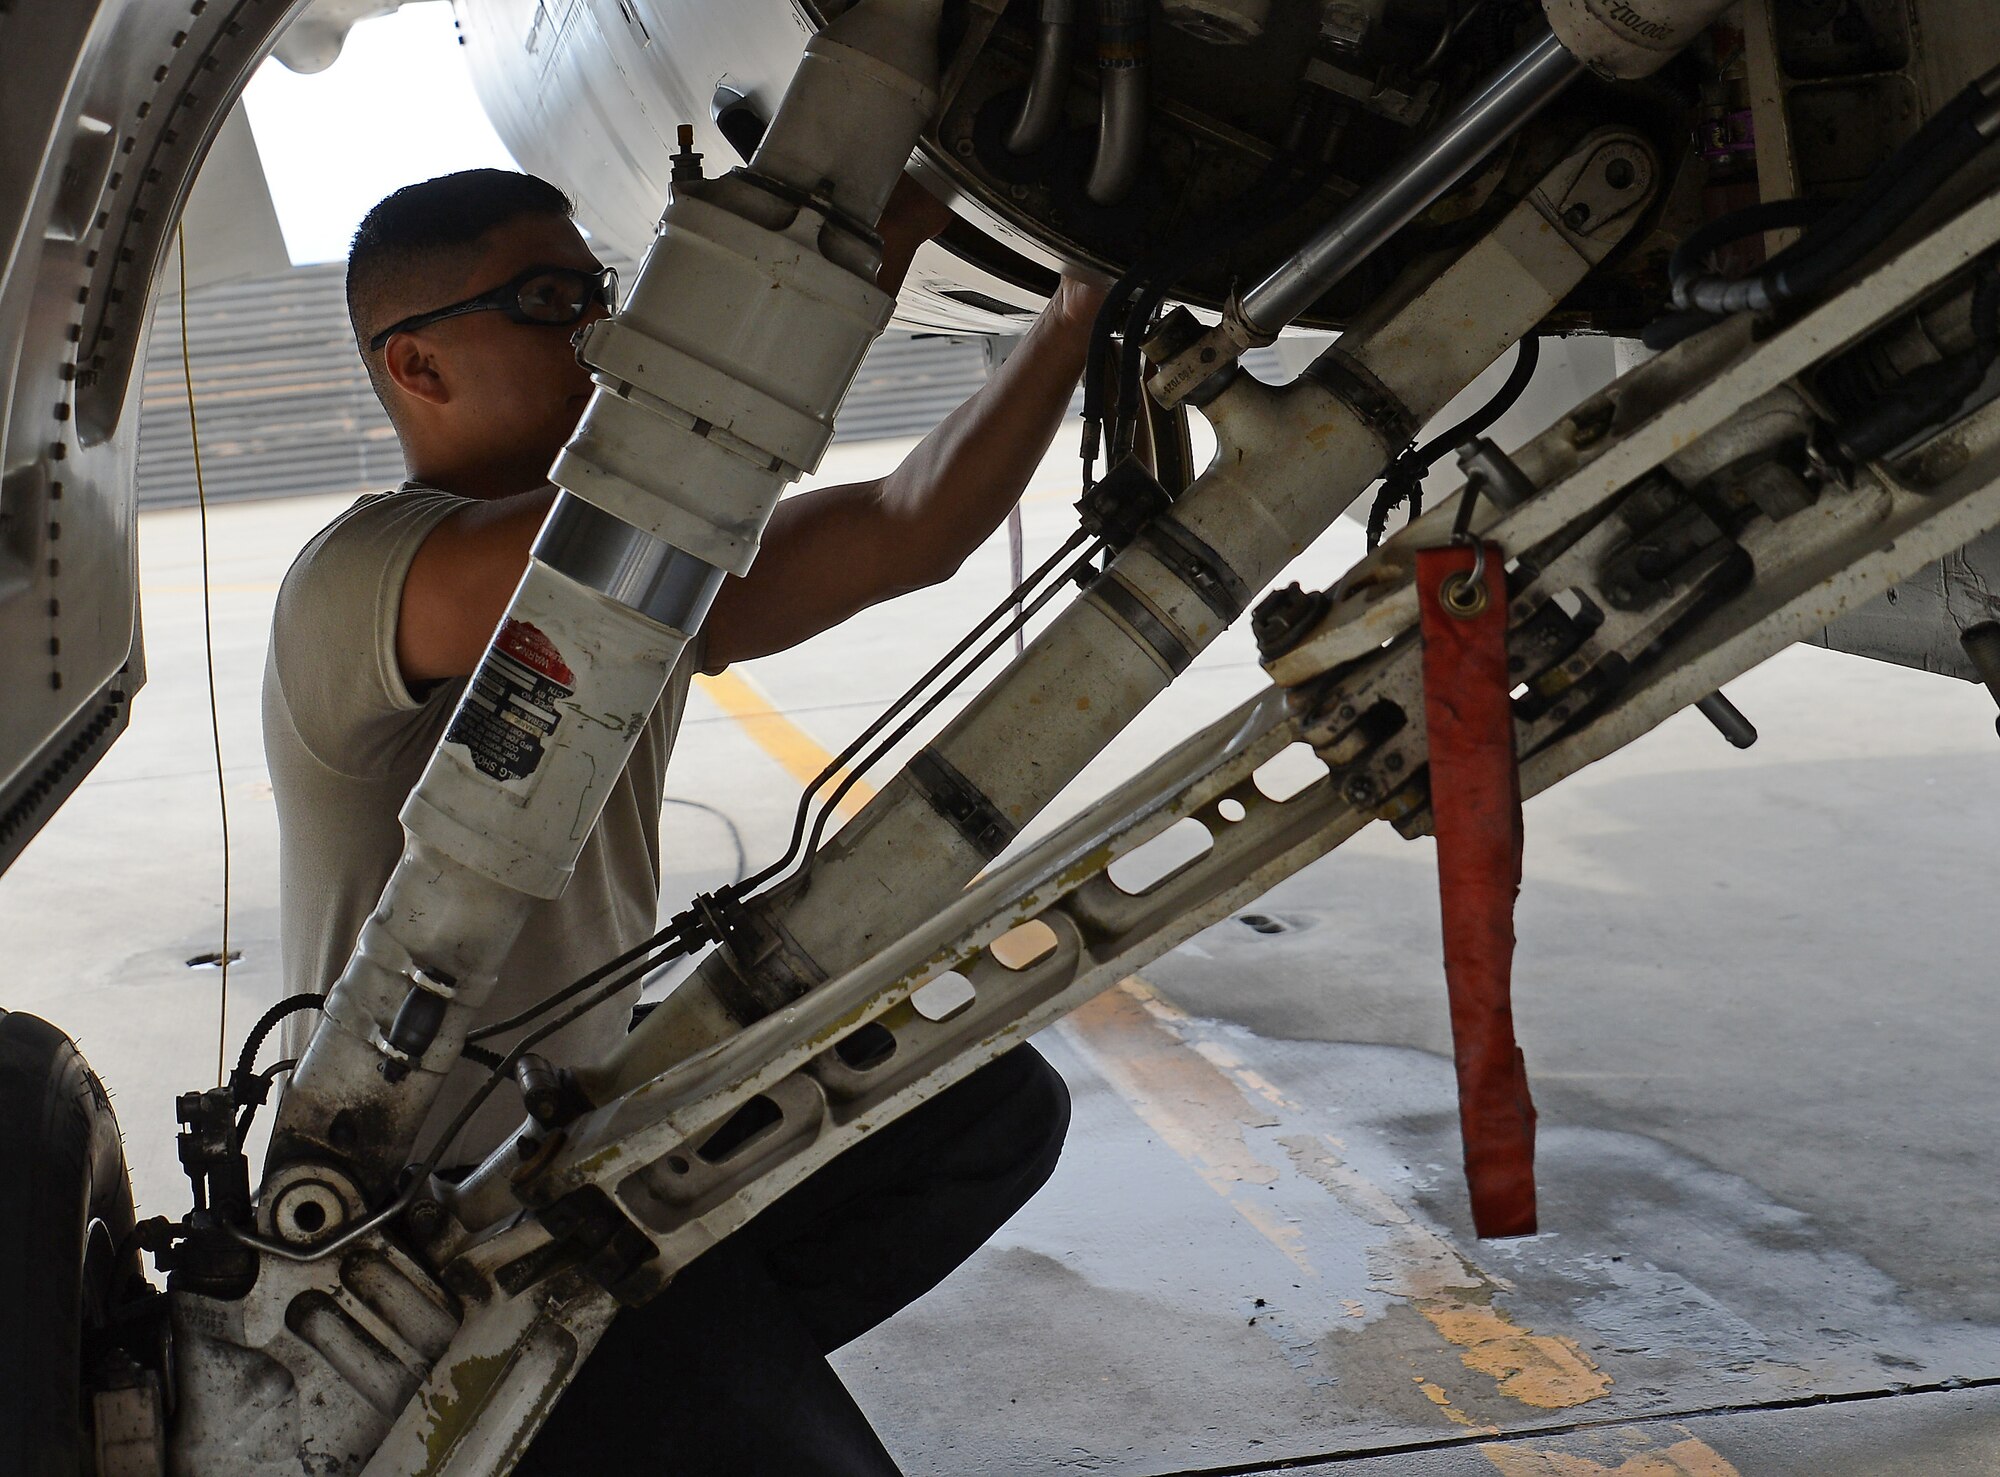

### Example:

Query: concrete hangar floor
xmin=5 ymin=427 xmax=1997 ymax=1475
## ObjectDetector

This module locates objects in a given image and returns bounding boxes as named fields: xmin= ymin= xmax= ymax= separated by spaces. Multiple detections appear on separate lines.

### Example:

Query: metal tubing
xmin=1087 ymin=0 xmax=1149 ymax=205
xmin=533 ymin=493 xmax=725 ymax=632
xmin=1007 ymin=0 xmax=1077 ymax=154
xmin=1237 ymin=27 xmax=1581 ymax=336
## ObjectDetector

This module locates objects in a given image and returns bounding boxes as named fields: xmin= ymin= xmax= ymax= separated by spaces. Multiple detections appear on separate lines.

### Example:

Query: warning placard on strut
xmin=447 ymin=619 xmax=576 ymax=783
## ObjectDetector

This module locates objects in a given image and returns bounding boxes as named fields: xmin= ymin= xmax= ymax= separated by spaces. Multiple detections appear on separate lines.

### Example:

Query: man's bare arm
xmin=701 ymin=278 xmax=1101 ymax=671
xmin=397 ymin=487 xmax=557 ymax=685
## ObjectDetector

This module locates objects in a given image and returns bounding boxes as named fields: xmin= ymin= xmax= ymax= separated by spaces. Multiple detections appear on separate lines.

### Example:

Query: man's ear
xmin=381 ymin=333 xmax=450 ymax=407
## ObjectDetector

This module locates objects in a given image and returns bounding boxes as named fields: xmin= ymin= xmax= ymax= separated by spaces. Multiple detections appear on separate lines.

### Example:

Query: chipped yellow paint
xmin=693 ymin=668 xmax=875 ymax=817
xmin=1276 ymin=1131 xmax=1609 ymax=1408
xmin=1063 ymin=975 xmax=1615 ymax=1427
xmin=1416 ymin=1374 xmax=1482 ymax=1428
xmin=1126 ymin=983 xmax=1303 ymax=1115
xmin=1066 ymin=985 xmax=1286 ymax=1199
xmin=1235 ymin=1197 xmax=1316 ymax=1277
xmin=1423 ymin=1302 xmax=1613 ymax=1408
xmin=1481 ymin=1430 xmax=1742 ymax=1476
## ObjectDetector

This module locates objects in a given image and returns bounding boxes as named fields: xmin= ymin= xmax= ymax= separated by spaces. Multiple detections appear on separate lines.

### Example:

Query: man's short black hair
xmin=346 ymin=169 xmax=574 ymax=391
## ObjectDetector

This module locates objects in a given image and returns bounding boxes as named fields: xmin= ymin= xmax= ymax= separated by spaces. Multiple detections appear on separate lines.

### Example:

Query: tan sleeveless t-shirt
xmin=262 ymin=484 xmax=701 ymax=1157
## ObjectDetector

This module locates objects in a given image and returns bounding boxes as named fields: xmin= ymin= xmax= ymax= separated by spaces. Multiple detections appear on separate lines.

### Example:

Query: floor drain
xmin=186 ymin=950 xmax=243 ymax=968
xmin=1237 ymin=914 xmax=1287 ymax=935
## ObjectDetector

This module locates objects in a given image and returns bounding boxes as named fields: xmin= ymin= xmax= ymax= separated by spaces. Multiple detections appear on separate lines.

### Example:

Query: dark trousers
xmin=517 ymin=1044 xmax=1071 ymax=1475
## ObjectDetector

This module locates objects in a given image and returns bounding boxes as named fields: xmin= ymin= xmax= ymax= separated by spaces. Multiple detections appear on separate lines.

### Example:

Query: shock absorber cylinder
xmin=268 ymin=0 xmax=946 ymax=1206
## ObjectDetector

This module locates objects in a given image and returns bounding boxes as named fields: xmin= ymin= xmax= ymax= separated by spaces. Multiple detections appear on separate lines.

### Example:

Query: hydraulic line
xmin=741 ymin=527 xmax=1096 ymax=894
xmin=1080 ymin=148 xmax=1329 ymax=485
xmin=1007 ymin=0 xmax=1077 ymax=154
xmin=232 ymin=928 xmax=697 ymax=1264
xmin=786 ymin=537 xmax=1103 ymax=877
xmin=466 ymin=916 xmax=699 ymax=1045
xmin=1839 ymin=261 xmax=2000 ymax=458
xmin=1665 ymin=198 xmax=1829 ymax=300
xmin=226 ymin=993 xmax=324 ymax=1139
xmin=1412 ymin=0 xmax=1464 ymax=79
xmin=1673 ymin=62 xmax=2000 ymax=317
xmin=1087 ymin=0 xmax=1149 ymax=205
xmin=1234 ymin=27 xmax=1582 ymax=337
xmin=1366 ymin=335 xmax=1541 ymax=548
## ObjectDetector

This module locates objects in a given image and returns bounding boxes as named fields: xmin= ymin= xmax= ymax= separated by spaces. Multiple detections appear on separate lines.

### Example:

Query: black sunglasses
xmin=367 ymin=263 xmax=618 ymax=352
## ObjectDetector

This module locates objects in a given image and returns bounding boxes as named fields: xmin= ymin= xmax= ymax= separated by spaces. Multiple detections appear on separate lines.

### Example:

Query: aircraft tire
xmin=0 ymin=1010 xmax=141 ymax=1477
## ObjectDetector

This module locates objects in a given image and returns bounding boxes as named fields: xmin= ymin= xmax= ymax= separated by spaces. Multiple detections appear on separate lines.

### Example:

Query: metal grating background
xmin=136 ymin=262 xmax=1293 ymax=510
xmin=138 ymin=264 xmax=405 ymax=509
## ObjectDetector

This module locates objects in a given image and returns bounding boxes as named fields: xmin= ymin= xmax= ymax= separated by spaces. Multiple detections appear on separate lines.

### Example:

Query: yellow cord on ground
xmin=178 ymin=228 xmax=233 ymax=1086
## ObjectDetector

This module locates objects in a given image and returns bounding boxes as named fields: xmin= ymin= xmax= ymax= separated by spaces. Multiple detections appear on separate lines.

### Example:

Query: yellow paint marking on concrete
xmin=1123 ymin=981 xmax=1301 ymax=1114
xmin=1280 ymin=1136 xmax=1608 ymax=1408
xmin=1281 ymin=1134 xmax=1607 ymax=1408
xmin=1424 ymin=1303 xmax=1613 ymax=1408
xmin=1416 ymin=1375 xmax=1482 ymax=1428
xmin=1064 ymin=975 xmax=1615 ymax=1423
xmin=1189 ymin=1038 xmax=1299 ymax=1111
xmin=1234 ymin=1199 xmax=1314 ymax=1275
xmin=693 ymin=669 xmax=877 ymax=819
xmin=1120 ymin=974 xmax=1190 ymax=1022
xmin=1481 ymin=1429 xmax=1742 ymax=1476
xmin=1063 ymin=982 xmax=1308 ymax=1272
xmin=1065 ymin=987 xmax=1287 ymax=1199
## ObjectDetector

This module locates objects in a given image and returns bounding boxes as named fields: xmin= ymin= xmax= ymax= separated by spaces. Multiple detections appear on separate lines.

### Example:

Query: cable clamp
xmin=404 ymin=964 xmax=459 ymax=1001
xmin=1075 ymin=456 xmax=1171 ymax=552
